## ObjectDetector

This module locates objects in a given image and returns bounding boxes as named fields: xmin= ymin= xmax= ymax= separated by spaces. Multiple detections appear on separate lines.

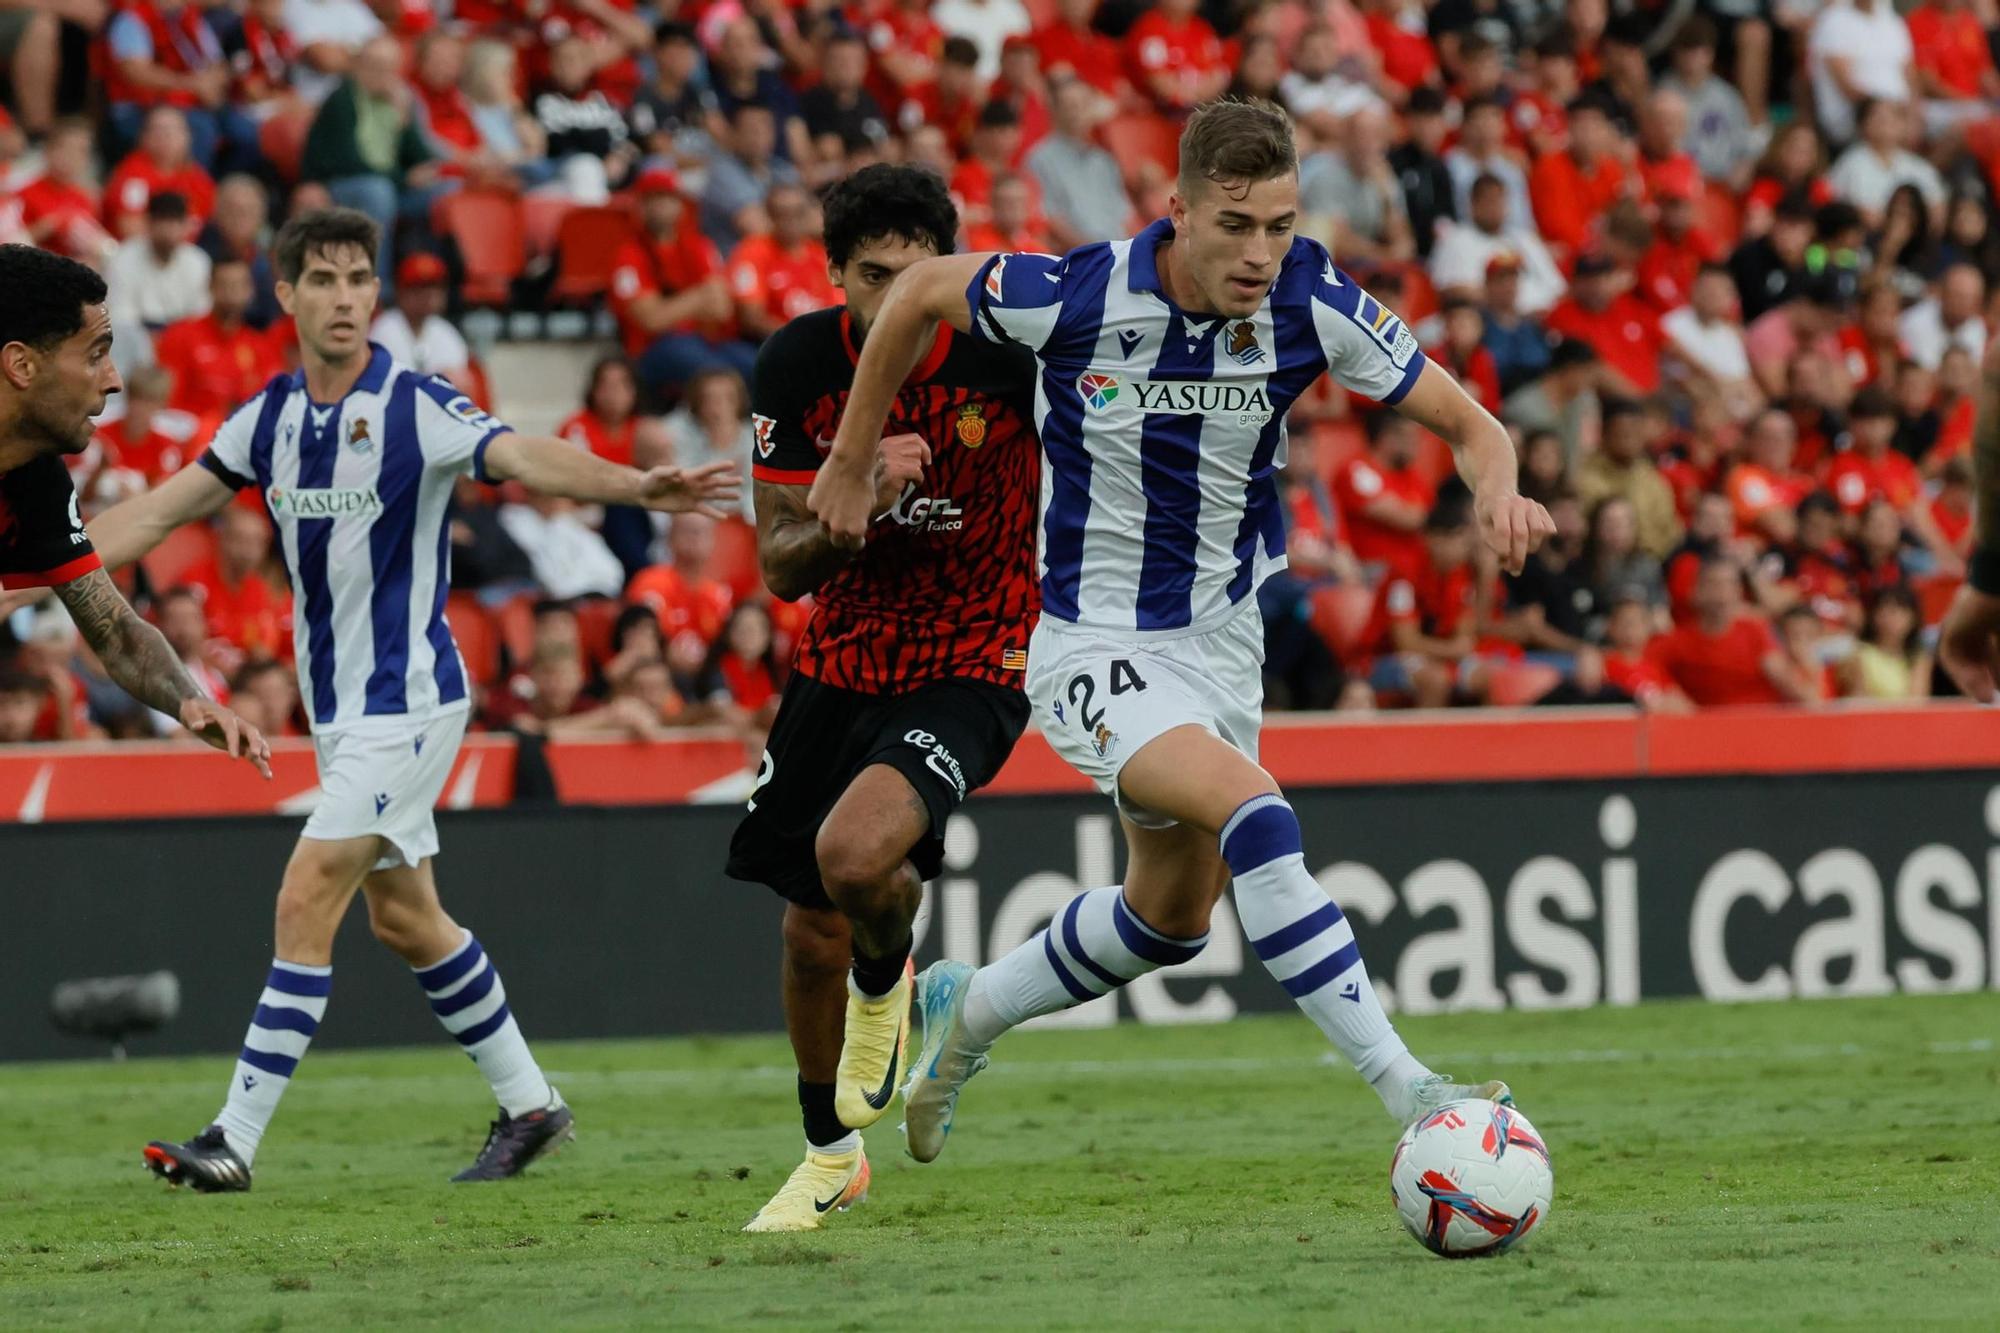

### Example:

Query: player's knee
xmin=782 ymin=906 xmax=851 ymax=977
xmin=813 ymin=822 xmax=907 ymax=911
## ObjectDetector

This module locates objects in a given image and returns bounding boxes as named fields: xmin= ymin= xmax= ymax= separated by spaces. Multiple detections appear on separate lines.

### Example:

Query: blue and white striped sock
xmin=963 ymin=886 xmax=1207 ymax=1045
xmin=1223 ymin=795 xmax=1417 ymax=1086
xmin=414 ymin=931 xmax=555 ymax=1117
xmin=214 ymin=958 xmax=331 ymax=1165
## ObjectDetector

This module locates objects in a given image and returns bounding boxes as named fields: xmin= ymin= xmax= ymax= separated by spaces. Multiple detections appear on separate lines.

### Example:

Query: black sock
xmin=850 ymin=938 xmax=910 ymax=998
xmin=799 ymin=1078 xmax=847 ymax=1149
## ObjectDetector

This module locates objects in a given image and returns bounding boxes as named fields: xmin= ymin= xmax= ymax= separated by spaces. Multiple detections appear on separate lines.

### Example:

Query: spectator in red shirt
xmin=179 ymin=505 xmax=293 ymax=666
xmin=1363 ymin=490 xmax=1495 ymax=709
xmin=966 ymin=172 xmax=1054 ymax=253
xmin=989 ymin=34 xmax=1052 ymax=159
xmin=230 ymin=658 xmax=303 ymax=738
xmin=1928 ymin=456 xmax=1975 ymax=561
xmin=1602 ymin=595 xmax=1691 ymax=710
xmin=1334 ymin=410 xmax=1435 ymax=578
xmin=1908 ymin=0 xmax=2000 ymax=124
xmin=726 ymin=182 xmax=838 ymax=342
xmin=152 ymin=586 xmax=234 ymax=710
xmin=411 ymin=28 xmax=492 ymax=185
xmin=558 ymin=354 xmax=663 ymax=469
xmin=105 ymin=105 xmax=218 ymax=241
xmin=1361 ymin=0 xmax=1440 ymax=94
xmin=152 ymin=259 xmax=281 ymax=418
xmin=1529 ymin=93 xmax=1633 ymax=258
xmin=1825 ymin=385 xmax=1923 ymax=517
xmin=627 ymin=511 xmax=736 ymax=652
xmin=706 ymin=601 xmax=785 ymax=726
xmin=1546 ymin=251 xmax=1665 ymax=396
xmin=1637 ymin=160 xmax=1722 ymax=314
xmin=609 ymin=167 xmax=753 ymax=397
xmin=1647 ymin=557 xmax=1813 ymax=706
xmin=951 ymin=100 xmax=1037 ymax=226
xmin=19 ymin=119 xmax=116 ymax=263
xmin=1728 ymin=408 xmax=1815 ymax=543
xmin=104 ymin=0 xmax=248 ymax=172
xmin=902 ymin=36 xmax=985 ymax=156
xmin=92 ymin=364 xmax=205 ymax=491
xmin=1425 ymin=296 xmax=1501 ymax=413
xmin=1124 ymin=0 xmax=1229 ymax=113
xmin=1031 ymin=0 xmax=1125 ymax=101
xmin=868 ymin=0 xmax=947 ymax=120
xmin=227 ymin=0 xmax=298 ymax=114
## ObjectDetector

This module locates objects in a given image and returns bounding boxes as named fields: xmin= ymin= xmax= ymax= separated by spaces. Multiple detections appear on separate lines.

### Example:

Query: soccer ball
xmin=1389 ymin=1099 xmax=1552 ymax=1258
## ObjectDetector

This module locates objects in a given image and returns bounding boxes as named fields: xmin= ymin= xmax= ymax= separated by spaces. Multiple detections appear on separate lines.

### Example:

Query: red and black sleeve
xmin=0 ymin=454 xmax=102 ymax=589
xmin=749 ymin=312 xmax=835 ymax=488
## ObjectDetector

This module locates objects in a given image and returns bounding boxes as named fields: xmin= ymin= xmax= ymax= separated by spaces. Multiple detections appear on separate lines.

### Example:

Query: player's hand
xmin=870 ymin=432 xmax=932 ymax=515
xmin=1476 ymin=491 xmax=1556 ymax=576
xmin=1937 ymin=583 xmax=2000 ymax=702
xmin=179 ymin=697 xmax=273 ymax=779
xmin=808 ymin=450 xmax=878 ymax=549
xmin=635 ymin=460 xmax=742 ymax=519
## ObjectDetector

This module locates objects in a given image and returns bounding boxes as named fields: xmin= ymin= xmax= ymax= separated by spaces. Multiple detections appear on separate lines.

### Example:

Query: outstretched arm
xmin=52 ymin=567 xmax=271 ymax=776
xmin=1393 ymin=359 xmax=1554 ymax=575
xmin=481 ymin=432 xmax=741 ymax=515
xmin=809 ymin=253 xmax=989 ymax=544
xmin=90 ymin=462 xmax=237 ymax=572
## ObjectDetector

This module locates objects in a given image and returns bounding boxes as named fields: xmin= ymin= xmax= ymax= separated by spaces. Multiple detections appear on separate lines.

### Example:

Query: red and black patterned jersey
xmin=751 ymin=306 xmax=1040 ymax=694
xmin=0 ymin=453 xmax=100 ymax=589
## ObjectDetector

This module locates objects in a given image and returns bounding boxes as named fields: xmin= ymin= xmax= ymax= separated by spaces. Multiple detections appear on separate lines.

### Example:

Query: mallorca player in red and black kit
xmin=726 ymin=166 xmax=1039 ymax=1231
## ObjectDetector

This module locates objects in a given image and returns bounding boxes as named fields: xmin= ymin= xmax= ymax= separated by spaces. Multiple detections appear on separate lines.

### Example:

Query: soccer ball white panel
xmin=1389 ymin=1099 xmax=1553 ymax=1258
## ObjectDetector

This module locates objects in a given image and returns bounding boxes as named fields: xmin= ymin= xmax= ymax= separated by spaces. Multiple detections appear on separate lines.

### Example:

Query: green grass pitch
xmin=3 ymin=993 xmax=1997 ymax=1330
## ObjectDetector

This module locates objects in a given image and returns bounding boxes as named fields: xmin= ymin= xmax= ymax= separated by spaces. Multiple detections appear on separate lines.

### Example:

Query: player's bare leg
xmin=364 ymin=860 xmax=569 ymax=1181
xmin=745 ymin=906 xmax=873 ymax=1232
xmin=815 ymin=764 xmax=926 ymax=1129
xmin=145 ymin=834 xmax=380 ymax=1190
xmin=1117 ymin=726 xmax=1509 ymax=1122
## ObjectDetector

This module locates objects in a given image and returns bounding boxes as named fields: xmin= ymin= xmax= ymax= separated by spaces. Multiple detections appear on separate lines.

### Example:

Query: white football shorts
xmin=303 ymin=706 xmax=469 ymax=869
xmin=1027 ymin=604 xmax=1265 ymax=830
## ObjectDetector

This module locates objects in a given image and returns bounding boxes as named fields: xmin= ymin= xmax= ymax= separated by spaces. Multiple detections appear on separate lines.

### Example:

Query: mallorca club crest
xmin=347 ymin=417 xmax=373 ymax=454
xmin=955 ymin=402 xmax=987 ymax=448
xmin=1077 ymin=372 xmax=1119 ymax=410
xmin=1227 ymin=320 xmax=1265 ymax=366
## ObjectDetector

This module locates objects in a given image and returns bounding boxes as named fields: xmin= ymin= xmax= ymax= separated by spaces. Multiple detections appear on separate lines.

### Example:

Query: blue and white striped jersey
xmin=967 ymin=219 xmax=1427 ymax=634
xmin=199 ymin=344 xmax=509 ymax=732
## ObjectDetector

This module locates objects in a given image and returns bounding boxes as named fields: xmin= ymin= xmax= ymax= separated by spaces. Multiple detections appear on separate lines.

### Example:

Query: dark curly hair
xmin=0 ymin=244 xmax=109 ymax=352
xmin=821 ymin=164 xmax=957 ymax=269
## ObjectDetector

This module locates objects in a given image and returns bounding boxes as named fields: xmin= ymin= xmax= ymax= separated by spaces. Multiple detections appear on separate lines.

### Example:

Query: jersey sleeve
xmin=197 ymin=391 xmax=264 ymax=491
xmin=412 ymin=375 xmax=513 ymax=482
xmin=0 ymin=454 xmax=101 ymax=587
xmin=1311 ymin=266 xmax=1427 ymax=405
xmin=966 ymin=250 xmax=1069 ymax=356
xmin=749 ymin=324 xmax=823 ymax=486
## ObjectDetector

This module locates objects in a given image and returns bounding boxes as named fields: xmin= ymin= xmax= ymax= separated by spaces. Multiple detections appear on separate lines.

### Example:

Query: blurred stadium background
xmin=2 ymin=0 xmax=1998 ymax=1326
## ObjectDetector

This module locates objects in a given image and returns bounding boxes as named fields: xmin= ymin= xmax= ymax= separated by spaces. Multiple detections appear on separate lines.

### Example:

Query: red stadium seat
xmin=520 ymin=193 xmax=576 ymax=258
xmin=1486 ymin=661 xmax=1560 ymax=707
xmin=549 ymin=205 xmax=637 ymax=306
xmin=573 ymin=596 xmax=621 ymax=670
xmin=496 ymin=591 xmax=538 ymax=670
xmin=1701 ymin=180 xmax=1741 ymax=251
xmin=259 ymin=107 xmax=313 ymax=185
xmin=1309 ymin=582 xmax=1376 ymax=660
xmin=1099 ymin=113 xmax=1181 ymax=192
xmin=437 ymin=190 xmax=526 ymax=307
xmin=443 ymin=593 xmax=501 ymax=689
xmin=143 ymin=522 xmax=217 ymax=591
xmin=1310 ymin=417 xmax=1367 ymax=477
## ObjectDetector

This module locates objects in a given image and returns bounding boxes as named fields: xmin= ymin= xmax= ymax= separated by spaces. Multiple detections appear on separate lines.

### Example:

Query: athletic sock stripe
xmin=265 ymin=967 xmax=332 ymax=998
xmin=1278 ymin=939 xmax=1364 ymax=999
xmin=250 ymin=1003 xmax=321 ymax=1036
xmin=454 ymin=1000 xmax=514 ymax=1048
xmin=1060 ymin=895 xmax=1127 ymax=991
xmin=1220 ymin=801 xmax=1303 ymax=876
xmin=1111 ymin=894 xmax=1204 ymax=966
xmin=1218 ymin=793 xmax=1288 ymax=849
xmin=1247 ymin=900 xmax=1346 ymax=961
xmin=1041 ymin=929 xmax=1095 ymax=1002
xmin=429 ymin=961 xmax=497 ymax=1017
xmin=239 ymin=1045 xmax=300 ymax=1078
xmin=415 ymin=938 xmax=485 ymax=992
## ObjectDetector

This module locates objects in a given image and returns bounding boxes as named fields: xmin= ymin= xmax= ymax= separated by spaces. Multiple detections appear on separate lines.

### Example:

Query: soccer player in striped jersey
xmin=81 ymin=209 xmax=737 ymax=1191
xmin=808 ymin=101 xmax=1556 ymax=1163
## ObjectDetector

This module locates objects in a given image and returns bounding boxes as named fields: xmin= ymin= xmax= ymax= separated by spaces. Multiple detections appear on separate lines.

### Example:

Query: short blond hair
xmin=1177 ymin=99 xmax=1298 ymax=198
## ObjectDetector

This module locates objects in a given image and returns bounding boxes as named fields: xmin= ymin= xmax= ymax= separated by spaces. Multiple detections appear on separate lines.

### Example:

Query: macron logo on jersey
xmin=267 ymin=486 xmax=384 ymax=518
xmin=1074 ymin=371 xmax=1274 ymax=422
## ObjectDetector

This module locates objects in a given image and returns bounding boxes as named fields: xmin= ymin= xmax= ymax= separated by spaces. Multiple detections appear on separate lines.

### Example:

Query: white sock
xmin=413 ymin=931 xmax=555 ymax=1117
xmin=1223 ymin=795 xmax=1423 ymax=1091
xmin=963 ymin=885 xmax=1206 ymax=1045
xmin=214 ymin=958 xmax=331 ymax=1165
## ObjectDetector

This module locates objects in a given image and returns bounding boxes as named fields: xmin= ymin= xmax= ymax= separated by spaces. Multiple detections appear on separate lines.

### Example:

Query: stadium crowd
xmin=0 ymin=0 xmax=1990 ymax=749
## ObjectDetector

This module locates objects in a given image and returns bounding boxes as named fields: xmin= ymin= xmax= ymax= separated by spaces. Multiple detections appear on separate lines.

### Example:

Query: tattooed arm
xmin=53 ymin=568 xmax=273 ymax=775
xmin=755 ymin=434 xmax=932 ymax=601
xmin=1936 ymin=341 xmax=2000 ymax=701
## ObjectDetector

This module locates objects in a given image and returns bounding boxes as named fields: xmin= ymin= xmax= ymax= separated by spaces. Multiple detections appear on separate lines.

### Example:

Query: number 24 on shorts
xmin=1052 ymin=659 xmax=1148 ymax=758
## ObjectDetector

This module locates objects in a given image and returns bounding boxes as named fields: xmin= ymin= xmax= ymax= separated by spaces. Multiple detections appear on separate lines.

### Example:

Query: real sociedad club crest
xmin=1227 ymin=321 xmax=1265 ymax=366
xmin=347 ymin=417 xmax=374 ymax=454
